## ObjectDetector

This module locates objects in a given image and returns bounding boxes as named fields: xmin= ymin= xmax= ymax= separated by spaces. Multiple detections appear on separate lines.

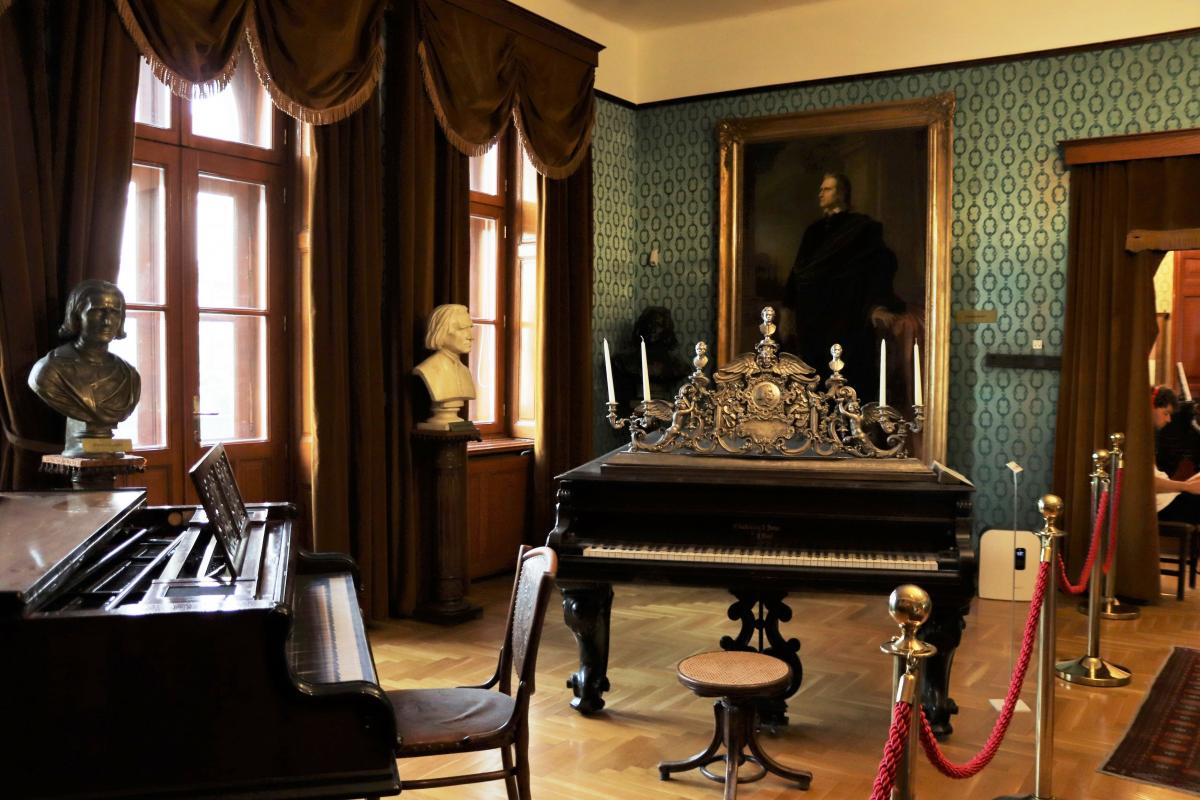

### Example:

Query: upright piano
xmin=0 ymin=490 xmax=399 ymax=800
xmin=547 ymin=450 xmax=976 ymax=735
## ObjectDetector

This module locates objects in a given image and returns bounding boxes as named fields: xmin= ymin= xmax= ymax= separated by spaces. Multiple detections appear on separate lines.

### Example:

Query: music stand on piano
xmin=189 ymin=443 xmax=250 ymax=578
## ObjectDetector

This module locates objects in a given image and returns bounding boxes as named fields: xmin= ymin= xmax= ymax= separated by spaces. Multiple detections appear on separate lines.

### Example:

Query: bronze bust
xmin=28 ymin=279 xmax=141 ymax=456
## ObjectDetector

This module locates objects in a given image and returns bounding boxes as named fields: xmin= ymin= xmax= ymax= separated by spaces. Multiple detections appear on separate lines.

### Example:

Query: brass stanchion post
xmin=1099 ymin=433 xmax=1139 ymax=620
xmin=1057 ymin=451 xmax=1131 ymax=687
xmin=997 ymin=494 xmax=1065 ymax=800
xmin=880 ymin=584 xmax=936 ymax=800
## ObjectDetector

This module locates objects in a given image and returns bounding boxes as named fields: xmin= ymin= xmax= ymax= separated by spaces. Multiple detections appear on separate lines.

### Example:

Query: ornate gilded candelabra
xmin=606 ymin=307 xmax=924 ymax=459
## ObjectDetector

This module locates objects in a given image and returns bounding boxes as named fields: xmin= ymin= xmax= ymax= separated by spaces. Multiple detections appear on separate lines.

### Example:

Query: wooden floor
xmin=369 ymin=574 xmax=1200 ymax=799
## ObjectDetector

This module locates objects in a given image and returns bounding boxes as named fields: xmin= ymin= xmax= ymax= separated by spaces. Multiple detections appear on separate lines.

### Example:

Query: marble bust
xmin=414 ymin=303 xmax=476 ymax=430
xmin=28 ymin=279 xmax=141 ymax=456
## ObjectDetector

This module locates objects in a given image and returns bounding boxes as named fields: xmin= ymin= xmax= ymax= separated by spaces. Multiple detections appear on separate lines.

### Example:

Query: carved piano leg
xmin=720 ymin=590 xmax=802 ymax=726
xmin=919 ymin=605 xmax=966 ymax=738
xmin=560 ymin=582 xmax=614 ymax=714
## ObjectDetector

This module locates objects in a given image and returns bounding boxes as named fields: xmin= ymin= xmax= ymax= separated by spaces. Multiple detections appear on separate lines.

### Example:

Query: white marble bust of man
xmin=414 ymin=303 xmax=476 ymax=429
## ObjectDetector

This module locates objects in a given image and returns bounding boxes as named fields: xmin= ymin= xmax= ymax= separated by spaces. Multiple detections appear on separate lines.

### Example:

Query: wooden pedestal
xmin=412 ymin=425 xmax=483 ymax=625
xmin=41 ymin=453 xmax=146 ymax=490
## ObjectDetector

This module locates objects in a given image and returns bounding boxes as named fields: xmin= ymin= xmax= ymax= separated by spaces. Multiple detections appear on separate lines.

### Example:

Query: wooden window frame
xmin=127 ymin=72 xmax=291 ymax=503
xmin=469 ymin=133 xmax=530 ymax=441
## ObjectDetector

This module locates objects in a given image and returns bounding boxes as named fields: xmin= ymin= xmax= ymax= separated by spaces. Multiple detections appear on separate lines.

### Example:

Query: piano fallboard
xmin=0 ymin=491 xmax=398 ymax=800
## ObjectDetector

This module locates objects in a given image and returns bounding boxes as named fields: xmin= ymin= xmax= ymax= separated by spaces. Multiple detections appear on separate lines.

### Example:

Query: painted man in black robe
xmin=783 ymin=172 xmax=906 ymax=394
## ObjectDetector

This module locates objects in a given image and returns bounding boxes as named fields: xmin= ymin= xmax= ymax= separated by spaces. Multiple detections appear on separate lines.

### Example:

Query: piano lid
xmin=0 ymin=489 xmax=145 ymax=615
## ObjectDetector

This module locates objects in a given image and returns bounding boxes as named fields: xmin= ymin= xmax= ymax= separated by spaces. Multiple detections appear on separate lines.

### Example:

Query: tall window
xmin=114 ymin=57 xmax=289 ymax=504
xmin=468 ymin=135 xmax=539 ymax=440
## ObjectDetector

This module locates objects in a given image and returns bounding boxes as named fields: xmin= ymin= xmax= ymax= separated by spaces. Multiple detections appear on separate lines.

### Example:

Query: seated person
xmin=1152 ymin=385 xmax=1200 ymax=520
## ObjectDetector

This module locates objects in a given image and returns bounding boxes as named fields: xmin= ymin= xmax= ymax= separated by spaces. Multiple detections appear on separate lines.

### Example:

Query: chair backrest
xmin=499 ymin=545 xmax=557 ymax=696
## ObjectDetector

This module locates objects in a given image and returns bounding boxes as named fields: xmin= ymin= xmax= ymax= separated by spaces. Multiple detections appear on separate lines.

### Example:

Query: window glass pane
xmin=516 ymin=241 xmax=537 ymax=426
xmin=469 ymin=215 xmax=498 ymax=319
xmin=199 ymin=314 xmax=266 ymax=442
xmin=518 ymin=146 xmax=539 ymax=232
xmin=469 ymin=143 xmax=498 ymax=195
xmin=118 ymin=164 xmax=166 ymax=305
xmin=514 ymin=146 xmax=539 ymax=432
xmin=517 ymin=327 xmax=535 ymax=424
xmin=467 ymin=323 xmax=497 ymax=425
xmin=196 ymin=174 xmax=267 ymax=310
xmin=192 ymin=54 xmax=273 ymax=149
xmin=111 ymin=311 xmax=167 ymax=448
xmin=134 ymin=60 xmax=171 ymax=129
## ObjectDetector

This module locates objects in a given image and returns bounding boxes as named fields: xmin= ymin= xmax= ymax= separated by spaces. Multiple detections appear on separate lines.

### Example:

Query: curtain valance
xmin=416 ymin=0 xmax=600 ymax=179
xmin=113 ymin=0 xmax=385 ymax=124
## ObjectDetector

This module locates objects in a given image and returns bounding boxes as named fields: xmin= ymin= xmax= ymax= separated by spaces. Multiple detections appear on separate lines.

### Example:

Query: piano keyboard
xmin=580 ymin=543 xmax=939 ymax=571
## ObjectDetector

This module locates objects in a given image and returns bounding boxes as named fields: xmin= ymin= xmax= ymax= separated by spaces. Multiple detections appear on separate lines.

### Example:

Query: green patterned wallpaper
xmin=590 ymin=34 xmax=1200 ymax=532
xmin=592 ymin=100 xmax=639 ymax=452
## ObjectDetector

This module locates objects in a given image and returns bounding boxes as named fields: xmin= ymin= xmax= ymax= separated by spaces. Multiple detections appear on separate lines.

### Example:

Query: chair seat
xmin=677 ymin=651 xmax=790 ymax=698
xmin=387 ymin=687 xmax=516 ymax=756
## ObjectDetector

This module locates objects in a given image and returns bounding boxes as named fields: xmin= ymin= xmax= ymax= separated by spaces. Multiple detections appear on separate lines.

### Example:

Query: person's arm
xmin=1156 ymin=472 xmax=1200 ymax=494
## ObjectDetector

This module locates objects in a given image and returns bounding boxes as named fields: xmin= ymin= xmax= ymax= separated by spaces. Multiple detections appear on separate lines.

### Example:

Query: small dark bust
xmin=28 ymin=279 xmax=141 ymax=456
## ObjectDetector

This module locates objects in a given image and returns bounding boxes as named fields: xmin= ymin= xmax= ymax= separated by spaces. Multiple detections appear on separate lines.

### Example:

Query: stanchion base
xmin=1098 ymin=597 xmax=1141 ymax=620
xmin=1054 ymin=655 xmax=1131 ymax=686
xmin=1075 ymin=598 xmax=1140 ymax=619
xmin=994 ymin=794 xmax=1058 ymax=799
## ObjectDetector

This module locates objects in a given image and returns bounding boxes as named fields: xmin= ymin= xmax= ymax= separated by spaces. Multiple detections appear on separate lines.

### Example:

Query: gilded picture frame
xmin=717 ymin=93 xmax=954 ymax=466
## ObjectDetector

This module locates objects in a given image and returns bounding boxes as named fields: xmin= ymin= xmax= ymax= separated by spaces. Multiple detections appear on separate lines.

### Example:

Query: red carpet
xmin=1101 ymin=646 xmax=1200 ymax=794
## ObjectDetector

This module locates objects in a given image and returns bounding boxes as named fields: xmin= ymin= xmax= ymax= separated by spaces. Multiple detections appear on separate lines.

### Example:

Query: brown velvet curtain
xmin=0 ymin=0 xmax=138 ymax=489
xmin=381 ymin=0 xmax=471 ymax=615
xmin=310 ymin=97 xmax=390 ymax=616
xmin=416 ymin=0 xmax=596 ymax=179
xmin=308 ymin=1 xmax=468 ymax=618
xmin=533 ymin=153 xmax=594 ymax=536
xmin=1054 ymin=155 xmax=1200 ymax=602
xmin=114 ymin=0 xmax=385 ymax=123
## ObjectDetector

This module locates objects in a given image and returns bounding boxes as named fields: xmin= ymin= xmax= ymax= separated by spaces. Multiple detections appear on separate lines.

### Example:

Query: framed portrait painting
xmin=717 ymin=93 xmax=954 ymax=465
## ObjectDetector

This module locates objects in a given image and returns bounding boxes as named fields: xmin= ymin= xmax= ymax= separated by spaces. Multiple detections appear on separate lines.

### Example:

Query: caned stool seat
xmin=659 ymin=651 xmax=812 ymax=799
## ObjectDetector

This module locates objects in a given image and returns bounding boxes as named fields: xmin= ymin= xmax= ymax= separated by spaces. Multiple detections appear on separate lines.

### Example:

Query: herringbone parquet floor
xmin=369 ymin=574 xmax=1200 ymax=799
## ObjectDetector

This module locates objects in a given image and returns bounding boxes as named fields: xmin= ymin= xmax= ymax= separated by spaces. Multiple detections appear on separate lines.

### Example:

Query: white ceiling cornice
xmin=512 ymin=0 xmax=1200 ymax=105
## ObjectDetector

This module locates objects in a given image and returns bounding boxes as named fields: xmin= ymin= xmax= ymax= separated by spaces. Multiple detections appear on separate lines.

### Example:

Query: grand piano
xmin=0 ymin=489 xmax=399 ymax=800
xmin=547 ymin=450 xmax=976 ymax=735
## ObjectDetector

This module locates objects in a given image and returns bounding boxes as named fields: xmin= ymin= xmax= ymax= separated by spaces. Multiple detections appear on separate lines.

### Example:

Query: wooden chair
xmin=383 ymin=545 xmax=557 ymax=799
xmin=1159 ymin=520 xmax=1198 ymax=600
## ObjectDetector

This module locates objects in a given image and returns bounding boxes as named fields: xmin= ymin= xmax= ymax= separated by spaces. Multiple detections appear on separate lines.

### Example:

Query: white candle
xmin=1178 ymin=361 xmax=1192 ymax=401
xmin=640 ymin=337 xmax=651 ymax=403
xmin=603 ymin=339 xmax=615 ymax=404
xmin=879 ymin=339 xmax=887 ymax=407
xmin=913 ymin=342 xmax=923 ymax=406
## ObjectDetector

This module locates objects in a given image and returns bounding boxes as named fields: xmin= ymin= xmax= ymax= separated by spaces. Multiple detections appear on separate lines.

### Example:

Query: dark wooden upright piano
xmin=0 ymin=490 xmax=399 ymax=800
xmin=547 ymin=449 xmax=976 ymax=735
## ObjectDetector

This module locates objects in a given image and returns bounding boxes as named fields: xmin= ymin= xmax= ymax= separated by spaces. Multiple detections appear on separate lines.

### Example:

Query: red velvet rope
xmin=1104 ymin=467 xmax=1123 ymax=575
xmin=1057 ymin=486 xmax=1108 ymax=594
xmin=869 ymin=699 xmax=913 ymax=800
xmin=916 ymin=560 xmax=1050 ymax=779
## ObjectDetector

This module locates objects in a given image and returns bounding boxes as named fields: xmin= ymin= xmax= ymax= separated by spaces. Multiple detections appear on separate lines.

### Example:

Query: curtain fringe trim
xmin=417 ymin=43 xmax=595 ymax=179
xmin=510 ymin=98 xmax=593 ymax=181
xmin=245 ymin=14 xmax=383 ymax=126
xmin=113 ymin=0 xmax=239 ymax=99
xmin=417 ymin=42 xmax=505 ymax=158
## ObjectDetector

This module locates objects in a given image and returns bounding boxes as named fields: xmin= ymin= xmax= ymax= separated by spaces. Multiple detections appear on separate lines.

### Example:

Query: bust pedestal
xmin=412 ymin=424 xmax=483 ymax=625
xmin=40 ymin=453 xmax=146 ymax=490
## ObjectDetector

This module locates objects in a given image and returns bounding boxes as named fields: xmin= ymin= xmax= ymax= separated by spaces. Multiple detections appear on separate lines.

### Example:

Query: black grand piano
xmin=0 ymin=489 xmax=398 ymax=800
xmin=547 ymin=450 xmax=975 ymax=735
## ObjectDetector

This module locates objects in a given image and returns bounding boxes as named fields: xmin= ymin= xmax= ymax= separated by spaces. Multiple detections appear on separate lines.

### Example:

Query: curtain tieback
xmin=2 ymin=424 xmax=61 ymax=454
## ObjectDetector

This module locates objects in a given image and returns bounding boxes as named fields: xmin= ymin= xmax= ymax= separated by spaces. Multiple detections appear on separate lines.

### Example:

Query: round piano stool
xmin=658 ymin=650 xmax=813 ymax=798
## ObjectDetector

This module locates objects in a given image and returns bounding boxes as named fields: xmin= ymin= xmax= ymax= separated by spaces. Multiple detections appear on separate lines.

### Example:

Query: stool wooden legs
xmin=658 ymin=699 xmax=812 ymax=798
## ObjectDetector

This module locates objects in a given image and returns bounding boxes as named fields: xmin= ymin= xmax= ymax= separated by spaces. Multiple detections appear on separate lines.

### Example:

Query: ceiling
xmin=561 ymin=0 xmax=826 ymax=31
